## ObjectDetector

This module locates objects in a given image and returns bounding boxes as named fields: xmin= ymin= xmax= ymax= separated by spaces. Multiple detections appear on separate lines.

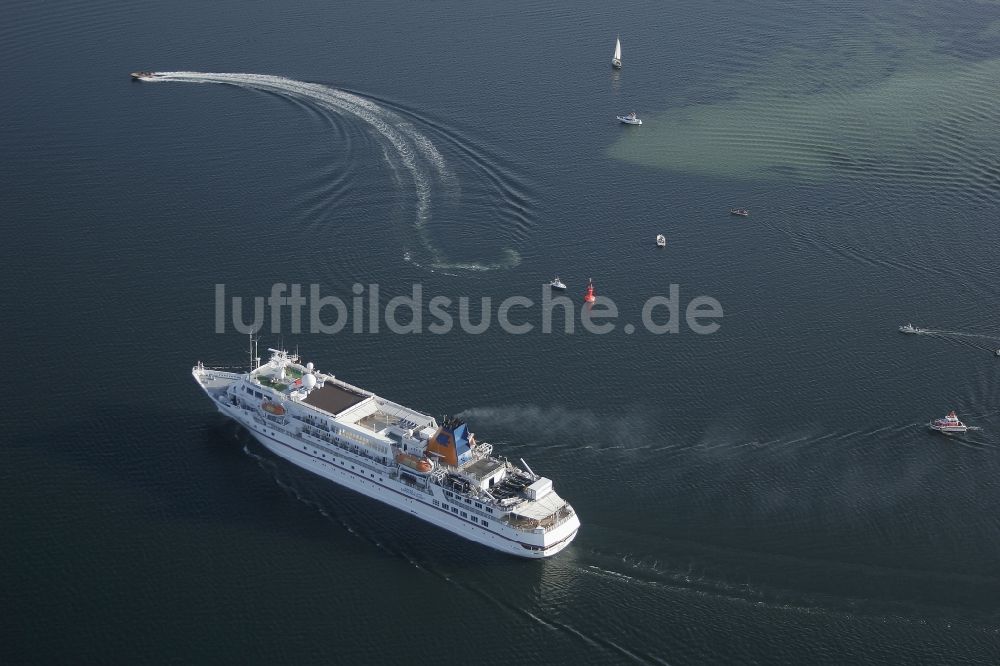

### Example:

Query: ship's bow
xmin=192 ymin=363 xmax=243 ymax=408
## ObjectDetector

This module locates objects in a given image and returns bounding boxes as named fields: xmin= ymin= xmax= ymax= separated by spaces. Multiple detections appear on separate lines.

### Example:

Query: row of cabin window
xmin=442 ymin=490 xmax=493 ymax=514
xmin=304 ymin=446 xmax=380 ymax=479
xmin=445 ymin=505 xmax=489 ymax=527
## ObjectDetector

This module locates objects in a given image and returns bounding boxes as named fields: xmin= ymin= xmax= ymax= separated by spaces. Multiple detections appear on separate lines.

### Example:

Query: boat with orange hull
xmin=395 ymin=452 xmax=434 ymax=475
xmin=261 ymin=400 xmax=286 ymax=416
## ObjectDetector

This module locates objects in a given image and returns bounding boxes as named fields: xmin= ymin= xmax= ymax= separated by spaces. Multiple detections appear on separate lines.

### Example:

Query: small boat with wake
xmin=130 ymin=71 xmax=161 ymax=81
xmin=729 ymin=208 xmax=750 ymax=217
xmin=929 ymin=410 xmax=968 ymax=434
xmin=656 ymin=234 xmax=666 ymax=247
xmin=548 ymin=276 xmax=567 ymax=290
xmin=617 ymin=112 xmax=642 ymax=125
xmin=898 ymin=323 xmax=924 ymax=334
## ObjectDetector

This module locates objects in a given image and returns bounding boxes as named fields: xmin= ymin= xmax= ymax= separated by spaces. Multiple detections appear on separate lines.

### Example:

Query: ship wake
xmin=908 ymin=326 xmax=1000 ymax=356
xmin=148 ymin=71 xmax=531 ymax=272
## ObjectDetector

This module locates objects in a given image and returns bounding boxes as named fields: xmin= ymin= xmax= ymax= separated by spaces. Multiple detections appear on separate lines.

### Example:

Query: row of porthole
xmin=442 ymin=490 xmax=494 ymax=514
xmin=301 ymin=444 xmax=386 ymax=484
xmin=441 ymin=503 xmax=490 ymax=528
xmin=290 ymin=441 xmax=501 ymax=532
xmin=304 ymin=445 xmax=355 ymax=470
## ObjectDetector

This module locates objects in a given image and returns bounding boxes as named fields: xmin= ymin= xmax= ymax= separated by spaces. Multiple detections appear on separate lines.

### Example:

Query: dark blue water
xmin=4 ymin=0 xmax=1000 ymax=663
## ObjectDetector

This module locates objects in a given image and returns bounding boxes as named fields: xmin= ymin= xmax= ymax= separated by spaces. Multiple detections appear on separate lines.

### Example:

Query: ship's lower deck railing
xmin=297 ymin=424 xmax=437 ymax=496
xmin=199 ymin=370 xmax=243 ymax=380
xmin=194 ymin=366 xmax=243 ymax=390
xmin=255 ymin=412 xmax=575 ymax=531
xmin=502 ymin=505 xmax=576 ymax=533
xmin=299 ymin=426 xmax=388 ymax=472
xmin=442 ymin=491 xmax=503 ymax=522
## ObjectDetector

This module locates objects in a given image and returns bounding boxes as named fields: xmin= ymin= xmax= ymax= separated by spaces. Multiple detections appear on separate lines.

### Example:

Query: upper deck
xmin=249 ymin=349 xmax=437 ymax=437
xmin=302 ymin=382 xmax=367 ymax=415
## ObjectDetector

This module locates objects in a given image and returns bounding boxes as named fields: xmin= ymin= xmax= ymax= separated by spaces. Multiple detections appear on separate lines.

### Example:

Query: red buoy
xmin=584 ymin=278 xmax=596 ymax=303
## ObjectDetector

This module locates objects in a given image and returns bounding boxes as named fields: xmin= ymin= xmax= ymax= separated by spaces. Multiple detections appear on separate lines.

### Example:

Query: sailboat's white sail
xmin=612 ymin=36 xmax=622 ymax=68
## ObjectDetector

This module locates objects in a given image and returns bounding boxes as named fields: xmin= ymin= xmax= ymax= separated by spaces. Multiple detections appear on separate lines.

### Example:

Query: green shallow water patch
xmin=610 ymin=58 xmax=1000 ymax=196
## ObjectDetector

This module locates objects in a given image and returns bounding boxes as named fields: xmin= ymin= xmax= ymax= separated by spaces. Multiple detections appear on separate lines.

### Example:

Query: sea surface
xmin=3 ymin=1 xmax=1000 ymax=663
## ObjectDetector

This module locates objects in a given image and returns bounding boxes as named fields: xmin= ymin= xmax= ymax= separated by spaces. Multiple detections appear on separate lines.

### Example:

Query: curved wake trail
xmin=150 ymin=71 xmax=522 ymax=271
xmin=919 ymin=329 xmax=1000 ymax=343
xmin=911 ymin=328 xmax=1000 ymax=355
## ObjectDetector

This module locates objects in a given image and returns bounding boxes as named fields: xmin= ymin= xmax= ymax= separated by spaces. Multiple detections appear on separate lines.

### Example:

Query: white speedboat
xmin=549 ymin=276 xmax=567 ymax=290
xmin=130 ymin=71 xmax=161 ymax=81
xmin=929 ymin=410 xmax=968 ymax=434
xmin=656 ymin=234 xmax=666 ymax=247
xmin=898 ymin=323 xmax=923 ymax=334
xmin=617 ymin=112 xmax=642 ymax=125
xmin=729 ymin=208 xmax=750 ymax=217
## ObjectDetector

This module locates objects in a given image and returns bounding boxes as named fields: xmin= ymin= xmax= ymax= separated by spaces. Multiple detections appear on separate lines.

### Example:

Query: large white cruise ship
xmin=192 ymin=345 xmax=580 ymax=557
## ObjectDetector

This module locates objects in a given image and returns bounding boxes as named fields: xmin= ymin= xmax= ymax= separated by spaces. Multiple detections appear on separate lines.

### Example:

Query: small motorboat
xmin=130 ymin=71 xmax=159 ymax=81
xmin=995 ymin=348 xmax=1000 ymax=357
xmin=898 ymin=323 xmax=923 ymax=334
xmin=729 ymin=208 xmax=750 ymax=217
xmin=656 ymin=234 xmax=666 ymax=247
xmin=617 ymin=112 xmax=642 ymax=125
xmin=929 ymin=410 xmax=968 ymax=434
xmin=549 ymin=276 xmax=567 ymax=290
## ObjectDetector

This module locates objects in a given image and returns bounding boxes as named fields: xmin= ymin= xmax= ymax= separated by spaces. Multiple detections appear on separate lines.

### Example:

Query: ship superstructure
xmin=192 ymin=346 xmax=580 ymax=557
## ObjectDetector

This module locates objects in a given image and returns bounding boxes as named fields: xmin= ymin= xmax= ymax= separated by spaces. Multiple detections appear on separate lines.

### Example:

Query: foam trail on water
xmin=919 ymin=328 xmax=1000 ymax=343
xmin=910 ymin=327 xmax=1000 ymax=355
xmin=150 ymin=71 xmax=511 ymax=270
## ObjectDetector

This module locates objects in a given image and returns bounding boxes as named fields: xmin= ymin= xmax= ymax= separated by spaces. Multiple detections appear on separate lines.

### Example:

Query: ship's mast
xmin=249 ymin=333 xmax=260 ymax=372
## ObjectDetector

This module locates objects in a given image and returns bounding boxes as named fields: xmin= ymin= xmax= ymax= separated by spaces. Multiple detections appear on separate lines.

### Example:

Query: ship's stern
xmin=539 ymin=507 xmax=580 ymax=557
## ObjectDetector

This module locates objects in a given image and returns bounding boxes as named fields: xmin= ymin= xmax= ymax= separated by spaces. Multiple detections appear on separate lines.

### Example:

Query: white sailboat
xmin=612 ymin=35 xmax=622 ymax=69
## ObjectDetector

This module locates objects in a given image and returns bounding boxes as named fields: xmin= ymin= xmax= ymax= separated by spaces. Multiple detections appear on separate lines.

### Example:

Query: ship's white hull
xmin=214 ymin=399 xmax=579 ymax=558
xmin=929 ymin=425 xmax=967 ymax=434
